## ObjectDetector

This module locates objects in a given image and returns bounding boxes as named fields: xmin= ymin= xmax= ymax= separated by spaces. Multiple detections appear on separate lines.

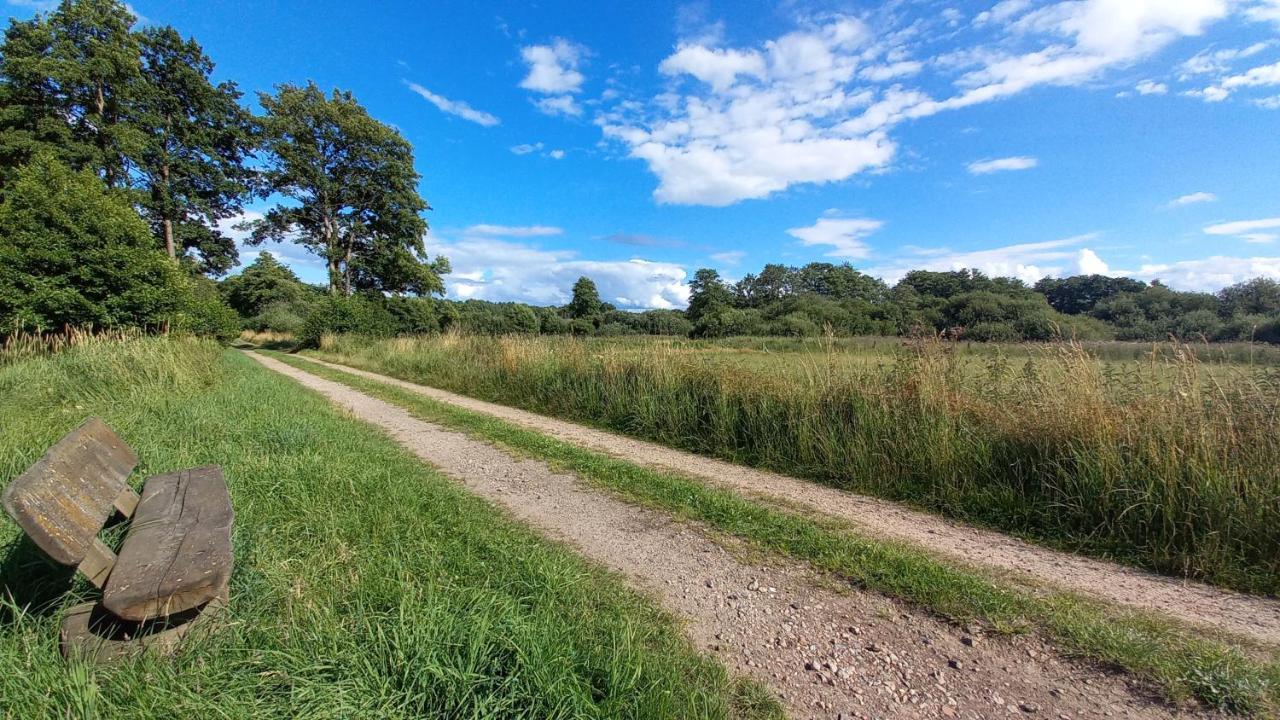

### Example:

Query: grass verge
xmin=270 ymin=350 xmax=1280 ymax=716
xmin=0 ymin=337 xmax=779 ymax=719
xmin=304 ymin=333 xmax=1280 ymax=595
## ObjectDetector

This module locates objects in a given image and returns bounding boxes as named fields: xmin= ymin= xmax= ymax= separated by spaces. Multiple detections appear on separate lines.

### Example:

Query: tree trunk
xmin=161 ymin=164 xmax=175 ymax=259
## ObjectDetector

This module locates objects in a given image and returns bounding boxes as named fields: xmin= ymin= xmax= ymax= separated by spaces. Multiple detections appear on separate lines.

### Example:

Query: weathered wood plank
xmin=61 ymin=584 xmax=229 ymax=664
xmin=2 ymin=418 xmax=138 ymax=565
xmin=76 ymin=538 xmax=117 ymax=589
xmin=103 ymin=466 xmax=234 ymax=621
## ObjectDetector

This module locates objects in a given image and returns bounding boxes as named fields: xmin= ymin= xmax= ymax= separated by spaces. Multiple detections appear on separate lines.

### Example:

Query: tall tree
xmin=0 ymin=1 xmax=256 ymax=273
xmin=0 ymin=0 xmax=144 ymax=187
xmin=566 ymin=276 xmax=603 ymax=318
xmin=248 ymin=82 xmax=446 ymax=296
xmin=686 ymin=268 xmax=733 ymax=323
xmin=133 ymin=26 xmax=257 ymax=273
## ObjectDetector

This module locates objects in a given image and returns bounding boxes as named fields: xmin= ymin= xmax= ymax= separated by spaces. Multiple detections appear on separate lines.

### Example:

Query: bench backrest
xmin=2 ymin=418 xmax=138 ymax=565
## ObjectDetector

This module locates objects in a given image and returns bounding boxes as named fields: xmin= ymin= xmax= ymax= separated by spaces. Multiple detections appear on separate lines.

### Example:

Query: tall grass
xmin=0 ymin=336 xmax=773 ymax=718
xmin=309 ymin=332 xmax=1280 ymax=595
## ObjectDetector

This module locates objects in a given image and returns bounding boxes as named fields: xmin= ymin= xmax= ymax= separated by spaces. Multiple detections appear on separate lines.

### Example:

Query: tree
xmin=133 ymin=26 xmax=257 ymax=273
xmin=0 ymin=0 xmax=144 ymax=188
xmin=1034 ymin=274 xmax=1146 ymax=315
xmin=686 ymin=268 xmax=733 ymax=323
xmin=248 ymin=82 xmax=446 ymax=296
xmin=1219 ymin=278 xmax=1280 ymax=317
xmin=0 ymin=155 xmax=185 ymax=331
xmin=735 ymin=263 xmax=793 ymax=307
xmin=566 ymin=276 xmax=603 ymax=319
xmin=219 ymin=251 xmax=311 ymax=318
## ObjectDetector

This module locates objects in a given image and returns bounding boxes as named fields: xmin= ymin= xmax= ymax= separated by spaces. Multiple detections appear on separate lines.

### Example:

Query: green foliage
xmin=173 ymin=274 xmax=240 ymax=342
xmin=249 ymin=82 xmax=445 ymax=296
xmin=0 ymin=155 xmax=185 ymax=332
xmin=687 ymin=268 xmax=733 ymax=324
xmin=0 ymin=1 xmax=256 ymax=272
xmin=1035 ymin=274 xmax=1146 ymax=315
xmin=297 ymin=294 xmax=396 ymax=348
xmin=565 ymin=275 xmax=603 ymax=319
xmin=220 ymin=251 xmax=314 ymax=317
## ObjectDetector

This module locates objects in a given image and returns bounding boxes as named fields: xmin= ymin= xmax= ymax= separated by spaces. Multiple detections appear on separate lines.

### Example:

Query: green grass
xmin=304 ymin=332 xmax=1280 ymax=595
xmin=271 ymin=349 xmax=1280 ymax=716
xmin=0 ymin=336 xmax=780 ymax=719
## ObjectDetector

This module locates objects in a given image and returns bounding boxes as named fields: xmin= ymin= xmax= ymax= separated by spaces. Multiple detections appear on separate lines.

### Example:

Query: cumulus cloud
xmin=519 ymin=40 xmax=586 ymax=93
xmin=967 ymin=156 xmax=1038 ymax=174
xmin=1165 ymin=191 xmax=1218 ymax=207
xmin=599 ymin=2 xmax=1231 ymax=207
xmin=1120 ymin=255 xmax=1280 ymax=290
xmin=786 ymin=217 xmax=884 ymax=259
xmin=1192 ymin=59 xmax=1280 ymax=101
xmin=430 ymin=234 xmax=690 ymax=310
xmin=548 ymin=149 xmax=566 ymax=159
xmin=463 ymin=224 xmax=564 ymax=237
xmin=865 ymin=234 xmax=1099 ymax=286
xmin=405 ymin=82 xmax=500 ymax=127
xmin=519 ymin=39 xmax=586 ymax=117
xmin=1077 ymin=248 xmax=1111 ymax=274
xmin=1256 ymin=94 xmax=1280 ymax=109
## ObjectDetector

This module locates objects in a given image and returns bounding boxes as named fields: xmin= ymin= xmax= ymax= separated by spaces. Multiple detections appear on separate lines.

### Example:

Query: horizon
xmin=9 ymin=0 xmax=1278 ymax=308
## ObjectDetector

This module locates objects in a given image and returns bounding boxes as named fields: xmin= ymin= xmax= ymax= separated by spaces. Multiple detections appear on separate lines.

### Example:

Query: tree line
xmin=0 ymin=0 xmax=446 ymax=339
xmin=229 ymin=251 xmax=1280 ymax=345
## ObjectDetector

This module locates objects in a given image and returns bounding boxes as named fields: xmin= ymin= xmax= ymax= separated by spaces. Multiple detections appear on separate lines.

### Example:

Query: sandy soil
xmin=250 ymin=351 xmax=1221 ymax=719
xmin=291 ymin=354 xmax=1280 ymax=649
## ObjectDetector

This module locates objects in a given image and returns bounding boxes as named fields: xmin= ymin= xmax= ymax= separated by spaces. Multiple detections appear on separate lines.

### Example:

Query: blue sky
xmin=8 ymin=0 xmax=1280 ymax=308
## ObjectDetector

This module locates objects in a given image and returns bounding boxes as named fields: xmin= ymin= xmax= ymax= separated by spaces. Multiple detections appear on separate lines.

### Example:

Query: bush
xmin=297 ymin=294 xmax=396 ymax=348
xmin=174 ymin=276 xmax=241 ymax=342
xmin=248 ymin=300 xmax=311 ymax=334
xmin=0 ymin=156 xmax=186 ymax=333
xmin=964 ymin=321 xmax=1020 ymax=342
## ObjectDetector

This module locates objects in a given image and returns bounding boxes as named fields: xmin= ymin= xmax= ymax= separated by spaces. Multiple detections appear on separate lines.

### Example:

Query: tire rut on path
xmin=294 ymin=353 xmax=1280 ymax=649
xmin=249 ymin=351 xmax=1213 ymax=720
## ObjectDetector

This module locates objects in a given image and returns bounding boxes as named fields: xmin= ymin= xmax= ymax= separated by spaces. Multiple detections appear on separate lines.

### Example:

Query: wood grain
xmin=2 ymin=418 xmax=137 ymax=565
xmin=103 ymin=466 xmax=234 ymax=621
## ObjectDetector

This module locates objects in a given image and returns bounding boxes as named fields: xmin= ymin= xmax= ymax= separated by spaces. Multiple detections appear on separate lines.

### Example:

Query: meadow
xmin=0 ymin=335 xmax=775 ymax=719
xmin=305 ymin=332 xmax=1280 ymax=596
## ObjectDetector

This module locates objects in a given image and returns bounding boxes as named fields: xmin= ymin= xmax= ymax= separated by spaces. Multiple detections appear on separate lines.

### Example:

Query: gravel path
xmin=250 ymin=351 xmax=1217 ymax=719
xmin=290 ymin=354 xmax=1280 ymax=649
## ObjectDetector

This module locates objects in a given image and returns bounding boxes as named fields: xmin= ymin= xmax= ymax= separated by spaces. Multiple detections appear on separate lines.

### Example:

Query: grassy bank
xmin=0 ymin=337 xmax=776 ymax=719
xmin=303 ymin=333 xmax=1280 ymax=596
xmin=269 ymin=350 xmax=1280 ymax=716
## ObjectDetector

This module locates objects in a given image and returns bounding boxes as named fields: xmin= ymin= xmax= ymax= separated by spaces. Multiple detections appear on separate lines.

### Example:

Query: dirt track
xmin=289 ymin=353 xmax=1280 ymax=649
xmin=249 ymin=351 xmax=1222 ymax=719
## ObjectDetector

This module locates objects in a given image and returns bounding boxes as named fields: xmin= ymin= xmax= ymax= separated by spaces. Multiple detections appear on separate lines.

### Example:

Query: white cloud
xmin=1077 ymin=248 xmax=1111 ymax=274
xmin=1165 ymin=191 xmax=1218 ymax=207
xmin=786 ymin=217 xmax=883 ymax=259
xmin=1241 ymin=233 xmax=1278 ymax=244
xmin=1179 ymin=41 xmax=1272 ymax=78
xmin=1256 ymin=94 xmax=1280 ymax=109
xmin=600 ymin=3 xmax=1229 ymax=207
xmin=659 ymin=45 xmax=766 ymax=91
xmin=1134 ymin=79 xmax=1168 ymax=95
xmin=405 ymin=82 xmax=500 ymax=127
xmin=1204 ymin=217 xmax=1280 ymax=235
xmin=431 ymin=235 xmax=690 ymax=310
xmin=967 ymin=156 xmax=1038 ymax=174
xmin=463 ymin=224 xmax=564 ymax=238
xmin=1193 ymin=60 xmax=1280 ymax=100
xmin=511 ymin=143 xmax=544 ymax=155
xmin=548 ymin=149 xmax=566 ymax=160
xmin=520 ymin=40 xmax=586 ymax=94
xmin=865 ymin=234 xmax=1099 ymax=286
xmin=534 ymin=95 xmax=582 ymax=117
xmin=1246 ymin=0 xmax=1280 ymax=24
xmin=1121 ymin=255 xmax=1280 ymax=290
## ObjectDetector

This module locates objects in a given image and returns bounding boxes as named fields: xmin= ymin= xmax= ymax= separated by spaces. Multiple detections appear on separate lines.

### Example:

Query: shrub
xmin=0 ymin=156 xmax=186 ymax=333
xmin=174 ymin=275 xmax=241 ymax=342
xmin=297 ymin=294 xmax=396 ymax=348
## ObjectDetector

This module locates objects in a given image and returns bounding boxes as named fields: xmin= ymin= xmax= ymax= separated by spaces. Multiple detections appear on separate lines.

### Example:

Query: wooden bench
xmin=2 ymin=418 xmax=234 ymax=662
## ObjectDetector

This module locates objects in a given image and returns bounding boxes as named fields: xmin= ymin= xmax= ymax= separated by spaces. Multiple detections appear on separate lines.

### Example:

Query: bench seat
xmin=102 ymin=466 xmax=234 ymax=622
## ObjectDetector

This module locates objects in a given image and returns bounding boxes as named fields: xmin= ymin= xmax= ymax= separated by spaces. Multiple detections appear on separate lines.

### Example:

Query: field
xmin=304 ymin=332 xmax=1280 ymax=595
xmin=0 ymin=336 xmax=774 ymax=719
